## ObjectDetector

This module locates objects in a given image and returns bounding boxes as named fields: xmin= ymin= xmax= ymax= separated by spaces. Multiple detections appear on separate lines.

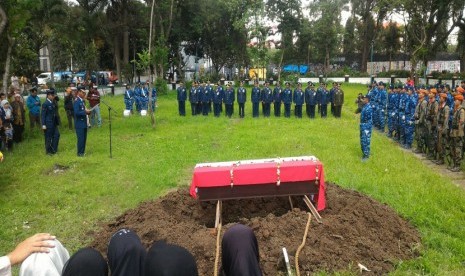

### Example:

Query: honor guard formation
xmin=171 ymin=80 xmax=344 ymax=119
xmin=359 ymin=80 xmax=465 ymax=171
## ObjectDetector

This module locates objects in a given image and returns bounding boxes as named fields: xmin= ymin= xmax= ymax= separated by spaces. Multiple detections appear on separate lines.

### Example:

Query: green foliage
xmin=155 ymin=78 xmax=168 ymax=95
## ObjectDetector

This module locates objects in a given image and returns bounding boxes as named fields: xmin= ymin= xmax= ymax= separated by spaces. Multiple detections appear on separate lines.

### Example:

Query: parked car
xmin=98 ymin=71 xmax=118 ymax=85
xmin=37 ymin=72 xmax=71 ymax=85
xmin=72 ymin=71 xmax=97 ymax=84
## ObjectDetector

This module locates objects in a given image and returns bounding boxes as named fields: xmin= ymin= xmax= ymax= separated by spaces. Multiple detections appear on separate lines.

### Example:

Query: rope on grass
xmin=214 ymin=222 xmax=222 ymax=276
xmin=295 ymin=213 xmax=312 ymax=276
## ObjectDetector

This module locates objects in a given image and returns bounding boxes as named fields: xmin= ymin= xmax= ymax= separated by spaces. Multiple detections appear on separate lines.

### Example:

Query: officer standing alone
xmin=41 ymin=90 xmax=60 ymax=155
xmin=177 ymin=82 xmax=187 ymax=116
xmin=74 ymin=87 xmax=91 ymax=157
xmin=359 ymin=95 xmax=373 ymax=161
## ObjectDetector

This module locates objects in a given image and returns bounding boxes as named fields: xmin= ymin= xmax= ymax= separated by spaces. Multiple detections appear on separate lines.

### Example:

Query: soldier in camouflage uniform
xmin=435 ymin=93 xmax=450 ymax=165
xmin=425 ymin=90 xmax=439 ymax=160
xmin=448 ymin=94 xmax=465 ymax=172
xmin=414 ymin=91 xmax=428 ymax=153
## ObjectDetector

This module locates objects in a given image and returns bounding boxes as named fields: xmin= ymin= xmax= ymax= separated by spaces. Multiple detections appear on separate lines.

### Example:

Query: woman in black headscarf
xmin=107 ymin=228 xmax=147 ymax=276
xmin=144 ymin=240 xmax=198 ymax=276
xmin=61 ymin=248 xmax=108 ymax=276
xmin=221 ymin=224 xmax=262 ymax=276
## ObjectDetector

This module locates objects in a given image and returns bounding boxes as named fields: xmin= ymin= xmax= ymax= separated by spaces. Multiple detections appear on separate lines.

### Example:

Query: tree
xmin=342 ymin=17 xmax=357 ymax=58
xmin=308 ymin=0 xmax=347 ymax=74
xmin=1 ymin=0 xmax=38 ymax=94
xmin=267 ymin=0 xmax=302 ymax=81
xmin=400 ymin=0 xmax=464 ymax=78
xmin=382 ymin=21 xmax=401 ymax=71
xmin=350 ymin=0 xmax=391 ymax=72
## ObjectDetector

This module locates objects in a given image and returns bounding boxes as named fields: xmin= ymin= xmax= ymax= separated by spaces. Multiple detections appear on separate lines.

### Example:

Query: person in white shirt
xmin=0 ymin=233 xmax=56 ymax=276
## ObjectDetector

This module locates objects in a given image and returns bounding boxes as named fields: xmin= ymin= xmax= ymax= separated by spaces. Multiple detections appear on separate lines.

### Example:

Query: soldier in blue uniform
xmin=368 ymin=82 xmax=379 ymax=128
xmin=74 ymin=88 xmax=90 ymax=156
xmin=377 ymin=82 xmax=388 ymax=131
xmin=273 ymin=82 xmax=282 ymax=117
xmin=359 ymin=95 xmax=373 ymax=161
xmin=151 ymin=85 xmax=157 ymax=112
xmin=41 ymin=90 xmax=60 ymax=155
xmin=133 ymin=82 xmax=142 ymax=113
xmin=396 ymin=86 xmax=407 ymax=142
xmin=261 ymin=82 xmax=272 ymax=117
xmin=282 ymin=82 xmax=293 ymax=118
xmin=223 ymin=83 xmax=235 ymax=118
xmin=189 ymin=82 xmax=198 ymax=116
xmin=304 ymin=82 xmax=315 ymax=118
xmin=333 ymin=83 xmax=344 ymax=118
xmin=213 ymin=83 xmax=223 ymax=117
xmin=237 ymin=81 xmax=246 ymax=118
xmin=293 ymin=83 xmax=304 ymax=118
xmin=387 ymin=85 xmax=397 ymax=137
xmin=176 ymin=82 xmax=187 ymax=116
xmin=251 ymin=82 xmax=261 ymax=118
xmin=329 ymin=82 xmax=336 ymax=115
xmin=317 ymin=83 xmax=329 ymax=118
xmin=197 ymin=82 xmax=204 ymax=115
xmin=140 ymin=82 xmax=149 ymax=111
xmin=217 ymin=81 xmax=225 ymax=113
xmin=403 ymin=88 xmax=417 ymax=148
xmin=124 ymin=84 xmax=134 ymax=113
xmin=201 ymin=82 xmax=210 ymax=116
xmin=206 ymin=81 xmax=213 ymax=112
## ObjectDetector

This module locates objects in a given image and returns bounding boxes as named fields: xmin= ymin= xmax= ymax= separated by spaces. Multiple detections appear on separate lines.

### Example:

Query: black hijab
xmin=107 ymin=229 xmax=147 ymax=276
xmin=62 ymin=248 xmax=108 ymax=276
xmin=221 ymin=224 xmax=262 ymax=276
xmin=144 ymin=240 xmax=198 ymax=276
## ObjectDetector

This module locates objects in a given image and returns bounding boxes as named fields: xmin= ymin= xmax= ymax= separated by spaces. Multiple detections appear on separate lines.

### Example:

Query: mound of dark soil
xmin=89 ymin=183 xmax=421 ymax=275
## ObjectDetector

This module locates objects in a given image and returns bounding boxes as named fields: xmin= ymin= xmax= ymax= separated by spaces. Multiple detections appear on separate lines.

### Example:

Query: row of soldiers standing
xmin=414 ymin=85 xmax=465 ymax=171
xmin=176 ymin=81 xmax=345 ymax=118
xmin=123 ymin=81 xmax=157 ymax=113
xmin=366 ymin=80 xmax=465 ymax=171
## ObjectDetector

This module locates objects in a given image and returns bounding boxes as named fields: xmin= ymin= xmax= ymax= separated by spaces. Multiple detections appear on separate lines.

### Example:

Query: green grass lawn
xmin=1 ymin=83 xmax=465 ymax=274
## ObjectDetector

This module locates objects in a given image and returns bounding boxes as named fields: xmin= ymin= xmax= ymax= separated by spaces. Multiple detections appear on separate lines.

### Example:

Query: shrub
xmin=155 ymin=78 xmax=168 ymax=94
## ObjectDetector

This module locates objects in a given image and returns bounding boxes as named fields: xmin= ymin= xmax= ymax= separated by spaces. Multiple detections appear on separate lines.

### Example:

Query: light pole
xmin=370 ymin=40 xmax=374 ymax=76
xmin=370 ymin=40 xmax=374 ymax=83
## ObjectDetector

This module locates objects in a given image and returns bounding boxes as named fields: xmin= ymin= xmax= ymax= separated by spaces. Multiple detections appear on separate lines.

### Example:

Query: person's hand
xmin=85 ymin=109 xmax=91 ymax=115
xmin=7 ymin=233 xmax=56 ymax=266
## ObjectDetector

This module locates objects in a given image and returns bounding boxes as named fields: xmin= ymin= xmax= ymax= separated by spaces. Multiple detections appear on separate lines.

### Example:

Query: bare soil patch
xmin=89 ymin=183 xmax=420 ymax=275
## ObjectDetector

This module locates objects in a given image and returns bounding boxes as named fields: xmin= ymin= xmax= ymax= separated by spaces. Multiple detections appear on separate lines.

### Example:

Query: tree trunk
xmin=176 ymin=49 xmax=184 ymax=82
xmin=48 ymin=41 xmax=55 ymax=87
xmin=2 ymin=35 xmax=14 ymax=94
xmin=388 ymin=52 xmax=392 ymax=71
xmin=277 ymin=49 xmax=284 ymax=83
xmin=325 ymin=46 xmax=330 ymax=75
xmin=460 ymin=53 xmax=465 ymax=73
xmin=123 ymin=9 xmax=129 ymax=65
xmin=361 ymin=37 xmax=368 ymax=73
xmin=0 ymin=6 xmax=7 ymax=37
xmin=114 ymin=36 xmax=122 ymax=84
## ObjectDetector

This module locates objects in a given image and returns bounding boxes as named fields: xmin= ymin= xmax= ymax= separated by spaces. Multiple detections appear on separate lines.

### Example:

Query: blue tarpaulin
xmin=282 ymin=65 xmax=308 ymax=74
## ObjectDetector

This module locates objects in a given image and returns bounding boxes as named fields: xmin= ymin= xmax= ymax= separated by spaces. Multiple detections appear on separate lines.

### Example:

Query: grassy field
xmin=1 ymin=83 xmax=465 ymax=274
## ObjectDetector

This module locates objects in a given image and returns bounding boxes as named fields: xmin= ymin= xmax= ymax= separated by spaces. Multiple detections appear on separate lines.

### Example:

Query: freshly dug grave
xmin=89 ymin=183 xmax=421 ymax=275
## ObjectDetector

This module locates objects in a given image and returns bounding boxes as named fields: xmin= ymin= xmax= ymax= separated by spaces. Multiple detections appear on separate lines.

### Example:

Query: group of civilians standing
xmin=0 ymin=224 xmax=262 ymax=276
xmin=0 ymin=81 xmax=101 ymax=157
